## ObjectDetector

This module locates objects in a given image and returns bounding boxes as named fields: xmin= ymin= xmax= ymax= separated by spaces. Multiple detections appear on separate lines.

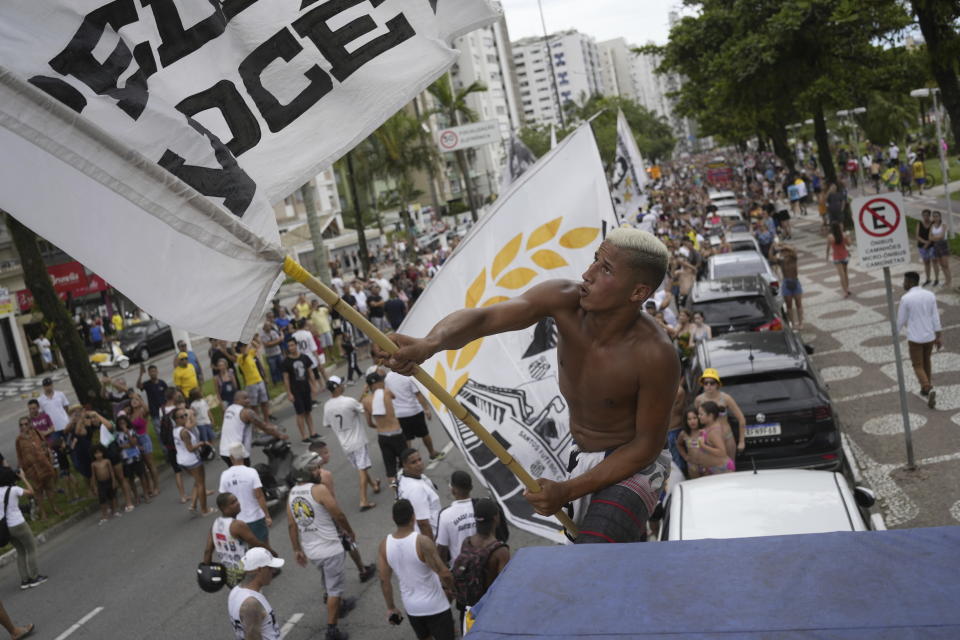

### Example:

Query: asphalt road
xmin=0 ymin=357 xmax=547 ymax=639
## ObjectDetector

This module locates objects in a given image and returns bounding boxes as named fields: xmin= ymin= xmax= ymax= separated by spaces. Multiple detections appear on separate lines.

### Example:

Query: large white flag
xmin=0 ymin=0 xmax=498 ymax=339
xmin=400 ymin=126 xmax=618 ymax=541
xmin=610 ymin=109 xmax=648 ymax=224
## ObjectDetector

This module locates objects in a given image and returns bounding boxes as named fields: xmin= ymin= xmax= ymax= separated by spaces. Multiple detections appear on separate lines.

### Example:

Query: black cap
xmin=41 ymin=377 xmax=53 ymax=386
xmin=365 ymin=372 xmax=383 ymax=386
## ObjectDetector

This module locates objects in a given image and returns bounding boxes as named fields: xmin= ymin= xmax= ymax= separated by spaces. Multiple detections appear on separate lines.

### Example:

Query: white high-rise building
xmin=446 ymin=10 xmax=523 ymax=200
xmin=512 ymin=30 xmax=607 ymax=126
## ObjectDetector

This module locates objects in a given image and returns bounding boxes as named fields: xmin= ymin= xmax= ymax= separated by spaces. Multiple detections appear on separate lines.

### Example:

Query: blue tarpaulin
xmin=467 ymin=527 xmax=960 ymax=638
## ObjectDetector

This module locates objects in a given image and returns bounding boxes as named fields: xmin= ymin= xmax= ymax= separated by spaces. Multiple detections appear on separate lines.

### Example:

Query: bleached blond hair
xmin=605 ymin=227 xmax=669 ymax=287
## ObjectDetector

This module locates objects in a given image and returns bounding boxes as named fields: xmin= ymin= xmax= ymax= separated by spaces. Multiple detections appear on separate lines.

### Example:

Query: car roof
xmin=725 ymin=231 xmax=756 ymax=243
xmin=690 ymin=276 xmax=764 ymax=301
xmin=697 ymin=331 xmax=804 ymax=374
xmin=708 ymin=251 xmax=765 ymax=266
xmin=671 ymin=470 xmax=864 ymax=540
xmin=709 ymin=190 xmax=736 ymax=200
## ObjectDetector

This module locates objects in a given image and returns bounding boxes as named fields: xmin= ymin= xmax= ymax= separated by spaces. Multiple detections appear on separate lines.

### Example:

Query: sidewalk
xmin=785 ymin=213 xmax=960 ymax=529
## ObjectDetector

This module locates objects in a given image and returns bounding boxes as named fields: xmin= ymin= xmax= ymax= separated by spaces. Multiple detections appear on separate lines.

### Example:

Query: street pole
xmin=883 ymin=267 xmax=915 ymax=469
xmin=932 ymin=91 xmax=955 ymax=237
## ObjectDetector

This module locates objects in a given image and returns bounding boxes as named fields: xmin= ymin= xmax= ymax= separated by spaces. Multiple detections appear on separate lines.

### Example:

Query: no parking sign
xmin=851 ymin=193 xmax=910 ymax=269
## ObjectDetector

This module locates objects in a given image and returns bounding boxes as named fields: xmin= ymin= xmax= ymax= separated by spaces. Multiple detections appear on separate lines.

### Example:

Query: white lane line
xmin=280 ymin=613 xmax=304 ymax=639
xmin=426 ymin=442 xmax=454 ymax=471
xmin=54 ymin=606 xmax=104 ymax=640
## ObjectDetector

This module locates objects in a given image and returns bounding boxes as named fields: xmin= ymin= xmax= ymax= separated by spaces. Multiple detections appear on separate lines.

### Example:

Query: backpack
xmin=452 ymin=539 xmax=506 ymax=607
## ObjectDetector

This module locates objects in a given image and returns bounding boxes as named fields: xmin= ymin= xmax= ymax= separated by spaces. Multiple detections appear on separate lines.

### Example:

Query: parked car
xmin=660 ymin=470 xmax=877 ymax=541
xmin=118 ymin=319 xmax=175 ymax=362
xmin=704 ymin=208 xmax=745 ymax=232
xmin=706 ymin=250 xmax=779 ymax=294
xmin=709 ymin=190 xmax=738 ymax=208
xmin=686 ymin=329 xmax=843 ymax=471
xmin=724 ymin=231 xmax=762 ymax=252
xmin=685 ymin=275 xmax=783 ymax=335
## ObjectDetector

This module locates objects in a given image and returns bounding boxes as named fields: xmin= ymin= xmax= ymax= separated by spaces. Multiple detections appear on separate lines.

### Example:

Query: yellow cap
xmin=177 ymin=352 xmax=189 ymax=359
xmin=700 ymin=368 xmax=721 ymax=385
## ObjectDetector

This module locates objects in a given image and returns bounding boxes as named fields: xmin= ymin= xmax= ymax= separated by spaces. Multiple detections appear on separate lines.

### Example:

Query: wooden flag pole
xmin=282 ymin=257 xmax=578 ymax=537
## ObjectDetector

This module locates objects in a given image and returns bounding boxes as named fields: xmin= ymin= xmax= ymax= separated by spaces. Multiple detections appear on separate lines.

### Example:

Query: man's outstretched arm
xmin=388 ymin=280 xmax=576 ymax=376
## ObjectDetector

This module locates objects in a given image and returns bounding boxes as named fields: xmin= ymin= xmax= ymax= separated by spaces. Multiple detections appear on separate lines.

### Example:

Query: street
xmin=0 ymin=355 xmax=547 ymax=639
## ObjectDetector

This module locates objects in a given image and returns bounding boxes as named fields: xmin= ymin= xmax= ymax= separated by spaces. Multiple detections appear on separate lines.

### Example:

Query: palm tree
xmin=369 ymin=110 xmax=438 ymax=239
xmin=427 ymin=76 xmax=488 ymax=222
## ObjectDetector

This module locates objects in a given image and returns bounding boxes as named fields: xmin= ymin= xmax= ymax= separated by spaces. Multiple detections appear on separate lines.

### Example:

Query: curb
xmin=841 ymin=432 xmax=887 ymax=530
xmin=0 ymin=501 xmax=100 ymax=571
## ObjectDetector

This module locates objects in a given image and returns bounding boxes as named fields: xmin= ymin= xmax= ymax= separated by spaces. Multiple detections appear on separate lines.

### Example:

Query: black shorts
xmin=97 ymin=479 xmax=115 ymax=505
xmin=408 ymin=609 xmax=454 ymax=640
xmin=123 ymin=459 xmax=145 ymax=479
xmin=292 ymin=388 xmax=313 ymax=415
xmin=377 ymin=433 xmax=407 ymax=479
xmin=399 ymin=413 xmax=429 ymax=440
xmin=165 ymin=448 xmax=182 ymax=473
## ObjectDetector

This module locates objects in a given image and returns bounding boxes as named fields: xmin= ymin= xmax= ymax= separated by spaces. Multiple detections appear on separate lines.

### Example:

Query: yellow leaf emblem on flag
xmin=496 ymin=268 xmax=537 ymax=289
xmin=559 ymin=228 xmax=599 ymax=249
xmin=446 ymin=350 xmax=457 ymax=368
xmin=491 ymin=234 xmax=522 ymax=280
xmin=531 ymin=249 xmax=568 ymax=270
xmin=456 ymin=339 xmax=483 ymax=370
xmin=430 ymin=362 xmax=448 ymax=410
xmin=526 ymin=218 xmax=562 ymax=250
xmin=465 ymin=268 xmax=486 ymax=309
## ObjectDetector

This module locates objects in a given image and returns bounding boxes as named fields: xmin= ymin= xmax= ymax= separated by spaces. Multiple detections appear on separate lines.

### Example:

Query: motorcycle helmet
xmin=197 ymin=443 xmax=216 ymax=462
xmin=291 ymin=451 xmax=322 ymax=483
xmin=197 ymin=562 xmax=227 ymax=593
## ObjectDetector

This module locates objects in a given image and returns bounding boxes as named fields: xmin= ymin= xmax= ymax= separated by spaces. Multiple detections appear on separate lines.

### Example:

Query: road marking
xmin=54 ymin=606 xmax=104 ymax=640
xmin=280 ymin=612 xmax=304 ymax=639
xmin=426 ymin=442 xmax=454 ymax=471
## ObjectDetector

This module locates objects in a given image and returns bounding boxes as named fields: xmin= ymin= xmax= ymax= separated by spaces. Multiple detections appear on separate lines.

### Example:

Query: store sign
xmin=0 ymin=288 xmax=12 ymax=316
xmin=47 ymin=261 xmax=89 ymax=295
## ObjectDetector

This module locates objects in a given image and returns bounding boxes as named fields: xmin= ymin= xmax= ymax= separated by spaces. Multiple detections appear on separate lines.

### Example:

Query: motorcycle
xmin=90 ymin=340 xmax=130 ymax=371
xmin=251 ymin=430 xmax=292 ymax=511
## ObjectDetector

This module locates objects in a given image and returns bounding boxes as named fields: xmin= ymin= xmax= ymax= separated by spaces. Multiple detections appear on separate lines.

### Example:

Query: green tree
xmin=4 ymin=213 xmax=105 ymax=411
xmin=427 ymin=76 xmax=487 ymax=222
xmin=301 ymin=181 xmax=332 ymax=286
xmin=911 ymin=1 xmax=960 ymax=151
xmin=369 ymin=110 xmax=438 ymax=242
xmin=651 ymin=0 xmax=912 ymax=180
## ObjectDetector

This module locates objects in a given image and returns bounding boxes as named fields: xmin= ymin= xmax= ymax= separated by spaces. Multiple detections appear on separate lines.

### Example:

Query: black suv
xmin=687 ymin=330 xmax=842 ymax=471
xmin=685 ymin=275 xmax=783 ymax=336
xmin=118 ymin=319 xmax=175 ymax=362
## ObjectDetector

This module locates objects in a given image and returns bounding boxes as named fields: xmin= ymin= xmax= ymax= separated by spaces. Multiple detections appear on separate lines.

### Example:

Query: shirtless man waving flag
xmin=389 ymin=228 xmax=678 ymax=544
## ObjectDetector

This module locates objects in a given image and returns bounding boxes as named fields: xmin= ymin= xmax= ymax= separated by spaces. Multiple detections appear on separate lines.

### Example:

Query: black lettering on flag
xmin=158 ymin=118 xmax=256 ymax=218
xmin=222 ymin=0 xmax=261 ymax=21
xmin=239 ymin=29 xmax=333 ymax=133
xmin=293 ymin=0 xmax=415 ymax=83
xmin=175 ymin=80 xmax=262 ymax=157
xmin=45 ymin=0 xmax=156 ymax=119
xmin=141 ymin=0 xmax=226 ymax=68
xmin=27 ymin=76 xmax=87 ymax=113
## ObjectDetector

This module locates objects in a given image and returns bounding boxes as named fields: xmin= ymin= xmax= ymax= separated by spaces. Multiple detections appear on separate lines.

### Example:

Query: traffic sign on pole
xmin=850 ymin=191 xmax=915 ymax=468
xmin=852 ymin=192 xmax=910 ymax=269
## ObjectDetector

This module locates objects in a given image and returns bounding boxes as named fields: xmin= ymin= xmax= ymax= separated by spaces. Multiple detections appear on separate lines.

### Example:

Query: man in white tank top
xmin=227 ymin=547 xmax=284 ymax=640
xmin=287 ymin=452 xmax=358 ymax=640
xmin=203 ymin=492 xmax=276 ymax=587
xmin=378 ymin=499 xmax=455 ymax=640
xmin=219 ymin=390 xmax=288 ymax=467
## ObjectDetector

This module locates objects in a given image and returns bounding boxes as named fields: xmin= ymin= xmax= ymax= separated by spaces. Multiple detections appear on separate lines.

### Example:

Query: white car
xmin=661 ymin=469 xmax=877 ymax=541
xmin=704 ymin=208 xmax=745 ymax=231
xmin=707 ymin=250 xmax=779 ymax=294
xmin=709 ymin=190 xmax=736 ymax=201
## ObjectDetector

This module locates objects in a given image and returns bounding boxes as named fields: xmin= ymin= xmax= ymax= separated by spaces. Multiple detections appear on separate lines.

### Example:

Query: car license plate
xmin=746 ymin=422 xmax=781 ymax=438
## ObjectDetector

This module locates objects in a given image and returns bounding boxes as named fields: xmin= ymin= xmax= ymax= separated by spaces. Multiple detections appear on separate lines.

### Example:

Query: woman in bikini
xmin=694 ymin=368 xmax=746 ymax=459
xmin=677 ymin=403 xmax=735 ymax=478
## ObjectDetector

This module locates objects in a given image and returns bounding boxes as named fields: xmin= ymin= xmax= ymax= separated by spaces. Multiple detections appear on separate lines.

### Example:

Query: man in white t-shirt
xmin=396 ymin=448 xmax=441 ymax=539
xmin=219 ymin=442 xmax=271 ymax=543
xmin=322 ymin=376 xmax=381 ymax=510
xmin=384 ymin=371 xmax=442 ymax=460
xmin=291 ymin=319 xmax=325 ymax=383
xmin=436 ymin=470 xmax=476 ymax=568
xmin=38 ymin=378 xmax=70 ymax=435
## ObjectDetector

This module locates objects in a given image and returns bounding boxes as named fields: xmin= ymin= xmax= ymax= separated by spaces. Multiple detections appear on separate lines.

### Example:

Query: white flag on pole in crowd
xmin=610 ymin=109 xmax=648 ymax=224
xmin=498 ymin=133 xmax=538 ymax=194
xmin=400 ymin=125 xmax=618 ymax=541
xmin=0 ymin=0 xmax=498 ymax=339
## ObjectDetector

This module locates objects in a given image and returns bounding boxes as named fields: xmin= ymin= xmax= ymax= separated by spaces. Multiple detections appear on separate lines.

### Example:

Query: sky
xmin=498 ymin=0 xmax=680 ymax=47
